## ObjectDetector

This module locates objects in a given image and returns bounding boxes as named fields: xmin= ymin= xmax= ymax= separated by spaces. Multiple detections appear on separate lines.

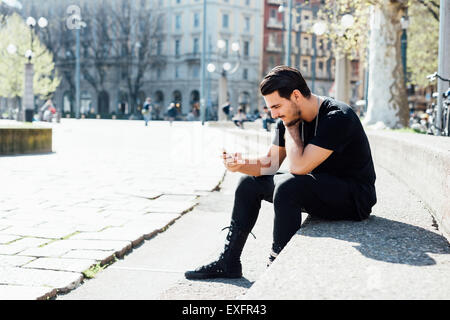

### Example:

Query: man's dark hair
xmin=260 ymin=65 xmax=311 ymax=99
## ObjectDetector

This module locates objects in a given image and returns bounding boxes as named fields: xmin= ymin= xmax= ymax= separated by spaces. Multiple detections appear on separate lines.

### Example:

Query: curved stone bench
xmin=0 ymin=127 xmax=52 ymax=155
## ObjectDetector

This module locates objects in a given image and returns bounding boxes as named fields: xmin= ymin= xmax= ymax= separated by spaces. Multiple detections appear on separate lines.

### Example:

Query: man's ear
xmin=292 ymin=89 xmax=303 ymax=103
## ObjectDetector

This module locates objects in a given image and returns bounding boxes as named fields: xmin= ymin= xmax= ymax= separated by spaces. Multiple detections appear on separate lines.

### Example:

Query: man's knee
xmin=235 ymin=175 xmax=258 ymax=196
xmin=273 ymin=174 xmax=312 ymax=205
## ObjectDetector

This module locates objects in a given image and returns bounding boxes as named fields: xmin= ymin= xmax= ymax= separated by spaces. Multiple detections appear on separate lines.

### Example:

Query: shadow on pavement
xmin=0 ymin=151 xmax=55 ymax=158
xmin=299 ymin=215 xmax=450 ymax=266
xmin=188 ymin=277 xmax=254 ymax=289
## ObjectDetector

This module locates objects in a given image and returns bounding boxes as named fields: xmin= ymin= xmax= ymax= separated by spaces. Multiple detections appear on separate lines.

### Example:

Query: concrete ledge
xmin=367 ymin=130 xmax=450 ymax=241
xmin=242 ymin=164 xmax=450 ymax=299
xmin=0 ymin=127 xmax=52 ymax=155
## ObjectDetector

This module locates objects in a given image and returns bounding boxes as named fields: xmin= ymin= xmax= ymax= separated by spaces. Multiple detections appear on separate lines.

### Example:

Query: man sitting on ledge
xmin=185 ymin=65 xmax=377 ymax=280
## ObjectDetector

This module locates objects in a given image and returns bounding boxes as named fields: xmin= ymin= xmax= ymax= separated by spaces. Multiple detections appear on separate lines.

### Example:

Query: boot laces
xmin=218 ymin=226 xmax=255 ymax=260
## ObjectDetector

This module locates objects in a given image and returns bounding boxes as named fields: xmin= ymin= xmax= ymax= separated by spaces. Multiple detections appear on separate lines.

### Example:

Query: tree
xmin=320 ymin=0 xmax=440 ymax=128
xmin=0 ymin=13 xmax=60 ymax=106
xmin=108 ymin=0 xmax=165 ymax=116
xmin=407 ymin=0 xmax=439 ymax=88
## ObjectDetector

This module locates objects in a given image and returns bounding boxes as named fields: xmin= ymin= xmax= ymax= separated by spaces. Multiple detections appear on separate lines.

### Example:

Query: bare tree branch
xmin=414 ymin=0 xmax=440 ymax=21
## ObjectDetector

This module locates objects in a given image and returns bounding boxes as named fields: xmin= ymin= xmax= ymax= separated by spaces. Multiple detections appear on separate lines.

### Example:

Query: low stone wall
xmin=367 ymin=130 xmax=450 ymax=241
xmin=0 ymin=127 xmax=52 ymax=155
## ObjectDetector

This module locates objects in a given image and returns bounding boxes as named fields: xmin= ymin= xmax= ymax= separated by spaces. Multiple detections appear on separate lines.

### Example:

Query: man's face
xmin=263 ymin=90 xmax=302 ymax=127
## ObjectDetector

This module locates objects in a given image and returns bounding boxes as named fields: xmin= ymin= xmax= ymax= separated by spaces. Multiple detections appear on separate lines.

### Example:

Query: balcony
xmin=267 ymin=18 xmax=283 ymax=29
xmin=184 ymin=52 xmax=200 ymax=64
xmin=266 ymin=43 xmax=282 ymax=53
xmin=267 ymin=0 xmax=283 ymax=5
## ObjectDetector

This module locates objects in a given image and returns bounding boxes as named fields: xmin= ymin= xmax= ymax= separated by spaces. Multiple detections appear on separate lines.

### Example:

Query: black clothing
xmin=222 ymin=104 xmax=231 ymax=115
xmin=167 ymin=106 xmax=177 ymax=118
xmin=184 ymin=223 xmax=249 ymax=279
xmin=231 ymin=172 xmax=363 ymax=250
xmin=272 ymin=97 xmax=376 ymax=220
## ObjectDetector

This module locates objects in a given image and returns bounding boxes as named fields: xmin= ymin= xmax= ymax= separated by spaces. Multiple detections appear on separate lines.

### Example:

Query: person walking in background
xmin=167 ymin=102 xmax=177 ymax=126
xmin=261 ymin=105 xmax=275 ymax=131
xmin=142 ymin=97 xmax=153 ymax=126
xmin=222 ymin=101 xmax=232 ymax=120
xmin=40 ymin=99 xmax=55 ymax=122
xmin=232 ymin=107 xmax=247 ymax=129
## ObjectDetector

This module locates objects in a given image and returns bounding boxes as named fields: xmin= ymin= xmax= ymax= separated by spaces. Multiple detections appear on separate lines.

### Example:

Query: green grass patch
xmin=83 ymin=263 xmax=105 ymax=279
xmin=82 ymin=256 xmax=117 ymax=279
xmin=389 ymin=127 xmax=425 ymax=134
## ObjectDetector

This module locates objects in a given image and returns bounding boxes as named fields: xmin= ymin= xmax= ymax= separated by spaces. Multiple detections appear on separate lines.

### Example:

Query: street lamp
xmin=69 ymin=14 xmax=86 ymax=120
xmin=311 ymin=21 xmax=327 ymax=92
xmin=334 ymin=14 xmax=354 ymax=104
xmin=278 ymin=0 xmax=294 ymax=66
xmin=207 ymin=39 xmax=241 ymax=121
xmin=22 ymin=15 xmax=48 ymax=122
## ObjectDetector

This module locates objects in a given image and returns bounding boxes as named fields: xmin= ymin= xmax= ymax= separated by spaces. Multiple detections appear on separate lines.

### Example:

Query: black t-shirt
xmin=272 ymin=97 xmax=377 ymax=218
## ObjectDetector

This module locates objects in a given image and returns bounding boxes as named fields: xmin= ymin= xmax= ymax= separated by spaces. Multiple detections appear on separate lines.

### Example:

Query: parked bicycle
xmin=426 ymin=72 xmax=450 ymax=136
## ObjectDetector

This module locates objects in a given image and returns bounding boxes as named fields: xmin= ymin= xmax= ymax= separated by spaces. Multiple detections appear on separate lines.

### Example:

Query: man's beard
xmin=284 ymin=109 xmax=302 ymax=127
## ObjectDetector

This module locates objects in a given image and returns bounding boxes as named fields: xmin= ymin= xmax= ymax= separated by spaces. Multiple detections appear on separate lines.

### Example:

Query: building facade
xmin=262 ymin=0 xmax=364 ymax=106
xmin=20 ymin=0 xmax=263 ymax=120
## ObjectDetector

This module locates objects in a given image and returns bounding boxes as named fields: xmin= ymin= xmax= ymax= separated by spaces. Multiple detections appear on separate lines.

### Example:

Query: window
xmin=175 ymin=39 xmax=180 ymax=56
xmin=302 ymin=59 xmax=309 ymax=72
xmin=175 ymin=65 xmax=180 ymax=78
xmin=194 ymin=12 xmax=199 ymax=28
xmin=318 ymin=39 xmax=324 ymax=51
xmin=222 ymin=14 xmax=229 ymax=29
xmin=193 ymin=65 xmax=200 ymax=78
xmin=175 ymin=14 xmax=181 ymax=30
xmin=156 ymin=67 xmax=162 ymax=80
xmin=318 ymin=61 xmax=324 ymax=72
xmin=303 ymin=36 xmax=310 ymax=49
xmin=243 ymin=41 xmax=250 ymax=57
xmin=193 ymin=38 xmax=199 ymax=54
xmin=244 ymin=17 xmax=250 ymax=32
xmin=245 ymin=0 xmax=250 ymax=5
xmin=270 ymin=9 xmax=276 ymax=19
xmin=243 ymin=68 xmax=248 ymax=80
xmin=157 ymin=40 xmax=162 ymax=55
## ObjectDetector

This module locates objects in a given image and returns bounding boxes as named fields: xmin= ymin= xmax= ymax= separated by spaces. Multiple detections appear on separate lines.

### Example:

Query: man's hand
xmin=222 ymin=151 xmax=244 ymax=172
xmin=284 ymin=122 xmax=302 ymax=156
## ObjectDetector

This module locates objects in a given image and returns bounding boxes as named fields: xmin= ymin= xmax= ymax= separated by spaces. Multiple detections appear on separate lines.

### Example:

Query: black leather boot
xmin=185 ymin=224 xmax=250 ymax=280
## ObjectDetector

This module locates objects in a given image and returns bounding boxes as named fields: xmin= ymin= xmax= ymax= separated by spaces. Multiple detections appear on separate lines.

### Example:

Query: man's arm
xmin=223 ymin=144 xmax=286 ymax=177
xmin=284 ymin=123 xmax=333 ymax=175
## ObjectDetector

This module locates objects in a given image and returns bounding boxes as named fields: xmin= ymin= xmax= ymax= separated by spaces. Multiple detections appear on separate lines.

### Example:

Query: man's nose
xmin=271 ymin=110 xmax=278 ymax=119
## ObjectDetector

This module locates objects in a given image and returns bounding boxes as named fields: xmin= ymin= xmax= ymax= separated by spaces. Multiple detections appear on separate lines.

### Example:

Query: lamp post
xmin=200 ymin=0 xmax=207 ymax=125
xmin=277 ymin=0 xmax=293 ymax=66
xmin=207 ymin=40 xmax=241 ymax=121
xmin=311 ymin=21 xmax=327 ymax=93
xmin=68 ymin=13 xmax=86 ymax=119
xmin=23 ymin=16 xmax=48 ymax=122
xmin=334 ymin=14 xmax=354 ymax=104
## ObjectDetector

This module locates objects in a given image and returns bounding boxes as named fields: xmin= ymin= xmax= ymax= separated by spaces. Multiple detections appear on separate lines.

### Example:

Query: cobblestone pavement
xmin=0 ymin=119 xmax=228 ymax=299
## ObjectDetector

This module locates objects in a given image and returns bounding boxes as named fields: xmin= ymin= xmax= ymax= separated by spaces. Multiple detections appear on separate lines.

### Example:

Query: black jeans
xmin=231 ymin=172 xmax=360 ymax=252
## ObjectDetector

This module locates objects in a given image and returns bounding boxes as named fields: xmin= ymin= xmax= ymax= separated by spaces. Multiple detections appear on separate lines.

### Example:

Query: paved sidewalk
xmin=0 ymin=119 xmax=227 ymax=299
